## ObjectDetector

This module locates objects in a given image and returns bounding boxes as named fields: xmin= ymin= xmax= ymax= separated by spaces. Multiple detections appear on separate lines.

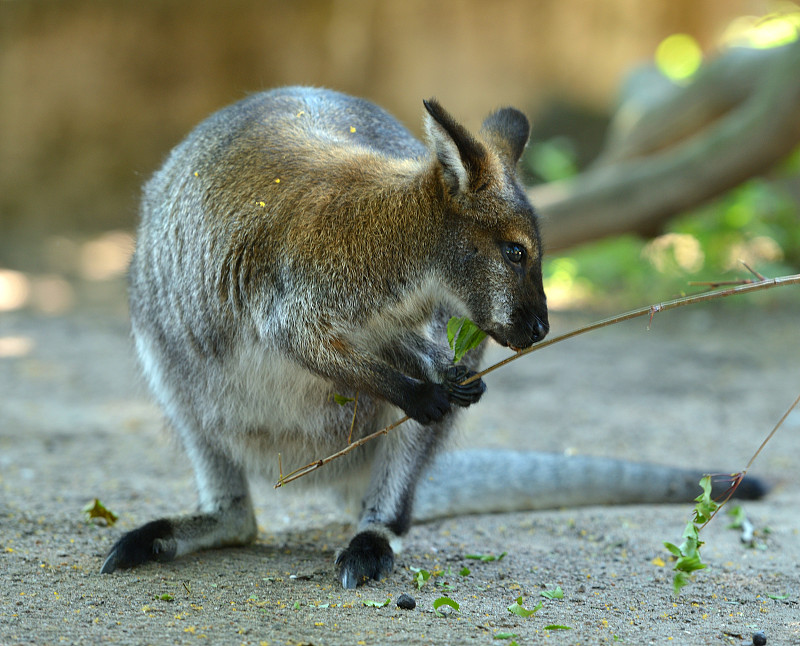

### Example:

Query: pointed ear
xmin=480 ymin=107 xmax=530 ymax=167
xmin=423 ymin=98 xmax=488 ymax=195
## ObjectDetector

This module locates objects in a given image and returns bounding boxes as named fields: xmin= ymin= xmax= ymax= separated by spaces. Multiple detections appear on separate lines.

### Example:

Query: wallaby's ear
xmin=480 ymin=107 xmax=530 ymax=167
xmin=423 ymin=98 xmax=488 ymax=195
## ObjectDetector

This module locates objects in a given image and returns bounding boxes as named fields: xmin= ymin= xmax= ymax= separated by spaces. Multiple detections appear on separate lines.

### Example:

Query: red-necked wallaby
xmin=101 ymin=87 xmax=765 ymax=587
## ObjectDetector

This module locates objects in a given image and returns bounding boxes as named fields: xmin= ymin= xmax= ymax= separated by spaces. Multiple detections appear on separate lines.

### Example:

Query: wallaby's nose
xmin=531 ymin=316 xmax=549 ymax=343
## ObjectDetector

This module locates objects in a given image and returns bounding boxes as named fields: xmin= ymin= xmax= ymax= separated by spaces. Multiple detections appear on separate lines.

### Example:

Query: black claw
xmin=445 ymin=366 xmax=486 ymax=407
xmin=100 ymin=519 xmax=177 ymax=574
xmin=336 ymin=530 xmax=395 ymax=589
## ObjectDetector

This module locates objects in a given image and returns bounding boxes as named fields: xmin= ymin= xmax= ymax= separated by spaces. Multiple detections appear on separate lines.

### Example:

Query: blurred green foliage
xmin=540 ymin=146 xmax=800 ymax=310
xmin=536 ymin=14 xmax=800 ymax=311
xmin=526 ymin=137 xmax=580 ymax=183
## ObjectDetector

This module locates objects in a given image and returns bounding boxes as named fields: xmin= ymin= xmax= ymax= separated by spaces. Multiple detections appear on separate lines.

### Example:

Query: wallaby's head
xmin=423 ymin=99 xmax=549 ymax=351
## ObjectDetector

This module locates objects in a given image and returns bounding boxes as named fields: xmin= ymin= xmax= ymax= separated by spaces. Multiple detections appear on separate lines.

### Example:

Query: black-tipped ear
xmin=423 ymin=98 xmax=488 ymax=195
xmin=480 ymin=107 xmax=530 ymax=166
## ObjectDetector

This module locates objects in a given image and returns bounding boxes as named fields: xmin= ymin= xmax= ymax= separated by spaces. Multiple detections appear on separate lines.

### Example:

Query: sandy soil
xmin=1 ymin=279 xmax=799 ymax=646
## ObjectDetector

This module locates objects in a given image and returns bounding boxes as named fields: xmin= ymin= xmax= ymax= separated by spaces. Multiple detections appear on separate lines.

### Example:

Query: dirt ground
xmin=1 ymin=277 xmax=799 ymax=646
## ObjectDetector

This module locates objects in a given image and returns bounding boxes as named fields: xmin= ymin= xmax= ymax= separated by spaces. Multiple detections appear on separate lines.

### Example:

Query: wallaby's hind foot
xmin=101 ymin=497 xmax=257 ymax=574
xmin=335 ymin=529 xmax=396 ymax=589
xmin=100 ymin=519 xmax=177 ymax=573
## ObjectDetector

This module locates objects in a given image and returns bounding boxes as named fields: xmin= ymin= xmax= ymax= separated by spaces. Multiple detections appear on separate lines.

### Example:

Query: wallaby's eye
xmin=503 ymin=242 xmax=526 ymax=265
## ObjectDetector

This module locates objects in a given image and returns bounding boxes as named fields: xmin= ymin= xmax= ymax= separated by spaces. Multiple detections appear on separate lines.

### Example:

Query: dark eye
xmin=503 ymin=242 xmax=526 ymax=265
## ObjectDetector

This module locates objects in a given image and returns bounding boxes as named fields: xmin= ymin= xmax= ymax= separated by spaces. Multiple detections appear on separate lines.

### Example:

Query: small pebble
xmin=752 ymin=631 xmax=767 ymax=646
xmin=396 ymin=593 xmax=416 ymax=610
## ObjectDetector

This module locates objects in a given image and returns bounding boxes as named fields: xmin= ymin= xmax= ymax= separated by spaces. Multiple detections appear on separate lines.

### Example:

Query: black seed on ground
xmin=396 ymin=594 xmax=416 ymax=610
xmin=752 ymin=631 xmax=767 ymax=645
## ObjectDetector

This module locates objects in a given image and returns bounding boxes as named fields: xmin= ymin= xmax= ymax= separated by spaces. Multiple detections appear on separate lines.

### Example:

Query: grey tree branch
xmin=533 ymin=40 xmax=800 ymax=251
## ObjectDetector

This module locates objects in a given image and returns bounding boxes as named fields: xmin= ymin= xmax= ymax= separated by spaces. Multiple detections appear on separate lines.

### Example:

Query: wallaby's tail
xmin=413 ymin=449 xmax=769 ymax=521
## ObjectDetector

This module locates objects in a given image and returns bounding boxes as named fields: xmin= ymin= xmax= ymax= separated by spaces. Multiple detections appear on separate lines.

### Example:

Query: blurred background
xmin=1 ymin=0 xmax=799 ymax=321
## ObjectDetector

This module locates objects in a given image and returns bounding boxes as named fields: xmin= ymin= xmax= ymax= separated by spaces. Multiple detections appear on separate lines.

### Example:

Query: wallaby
xmin=101 ymin=87 xmax=765 ymax=587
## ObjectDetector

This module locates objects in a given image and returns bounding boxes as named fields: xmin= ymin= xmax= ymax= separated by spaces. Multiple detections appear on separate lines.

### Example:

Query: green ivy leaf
xmin=540 ymin=586 xmax=564 ymax=599
xmin=432 ymin=597 xmax=459 ymax=617
xmin=507 ymin=596 xmax=542 ymax=618
xmin=726 ymin=504 xmax=747 ymax=529
xmin=692 ymin=476 xmax=719 ymax=525
xmin=447 ymin=317 xmax=488 ymax=363
xmin=412 ymin=569 xmax=431 ymax=590
xmin=465 ymin=551 xmax=507 ymax=562
xmin=363 ymin=598 xmax=391 ymax=608
xmin=332 ymin=393 xmax=355 ymax=406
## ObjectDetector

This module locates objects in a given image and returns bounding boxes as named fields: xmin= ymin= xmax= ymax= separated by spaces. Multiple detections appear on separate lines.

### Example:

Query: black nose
xmin=531 ymin=316 xmax=549 ymax=343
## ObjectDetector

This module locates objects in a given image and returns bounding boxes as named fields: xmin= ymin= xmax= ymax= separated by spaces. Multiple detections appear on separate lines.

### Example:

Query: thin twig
xmin=744 ymin=390 xmax=800 ymax=472
xmin=696 ymin=390 xmax=800 ymax=531
xmin=275 ymin=415 xmax=410 ymax=487
xmin=741 ymin=260 xmax=766 ymax=281
xmin=464 ymin=272 xmax=800 ymax=385
xmin=274 ymin=273 xmax=800 ymax=488
xmin=688 ymin=279 xmax=754 ymax=288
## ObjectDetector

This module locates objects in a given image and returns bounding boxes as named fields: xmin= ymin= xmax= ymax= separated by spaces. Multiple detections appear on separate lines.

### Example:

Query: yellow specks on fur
xmin=350 ymin=126 xmax=356 ymax=133
xmin=257 ymin=201 xmax=266 ymax=207
xmin=274 ymin=178 xmax=281 ymax=184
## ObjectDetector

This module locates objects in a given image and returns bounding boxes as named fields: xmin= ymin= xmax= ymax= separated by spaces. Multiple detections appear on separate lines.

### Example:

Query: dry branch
xmin=275 ymin=273 xmax=800 ymax=488
xmin=534 ymin=39 xmax=800 ymax=251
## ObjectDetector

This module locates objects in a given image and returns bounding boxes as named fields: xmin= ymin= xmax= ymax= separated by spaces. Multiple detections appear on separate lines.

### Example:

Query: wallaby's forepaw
xmin=404 ymin=382 xmax=452 ymax=424
xmin=100 ymin=519 xmax=177 ymax=574
xmin=335 ymin=530 xmax=395 ymax=589
xmin=444 ymin=365 xmax=486 ymax=407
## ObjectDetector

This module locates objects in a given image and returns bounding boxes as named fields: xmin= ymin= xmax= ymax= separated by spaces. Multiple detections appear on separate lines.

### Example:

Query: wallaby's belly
xmin=133 ymin=314 xmax=393 ymax=484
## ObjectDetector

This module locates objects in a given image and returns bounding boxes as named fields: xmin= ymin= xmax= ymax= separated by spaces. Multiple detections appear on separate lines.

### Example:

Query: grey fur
xmin=102 ymin=87 xmax=763 ymax=587
xmin=413 ymin=450 xmax=765 ymax=521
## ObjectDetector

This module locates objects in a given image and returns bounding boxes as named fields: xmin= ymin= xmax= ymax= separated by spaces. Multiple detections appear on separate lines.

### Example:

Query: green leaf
xmin=544 ymin=625 xmax=572 ymax=630
xmin=494 ymin=633 xmax=518 ymax=640
xmin=154 ymin=593 xmax=174 ymax=602
xmin=507 ymin=596 xmax=542 ymax=617
xmin=83 ymin=498 xmax=119 ymax=526
xmin=675 ymin=551 xmax=707 ymax=574
xmin=446 ymin=317 xmax=464 ymax=348
xmin=663 ymin=541 xmax=682 ymax=557
xmin=447 ymin=316 xmax=487 ymax=363
xmin=413 ymin=569 xmax=431 ymax=590
xmin=692 ymin=476 xmax=719 ymax=524
xmin=726 ymin=504 xmax=747 ymax=529
xmin=332 ymin=393 xmax=355 ymax=406
xmin=363 ymin=598 xmax=391 ymax=608
xmin=465 ymin=551 xmax=507 ymax=562
xmin=540 ymin=586 xmax=564 ymax=599
xmin=458 ymin=566 xmax=471 ymax=577
xmin=432 ymin=597 xmax=459 ymax=617
xmin=767 ymin=593 xmax=789 ymax=600
xmin=672 ymin=571 xmax=691 ymax=596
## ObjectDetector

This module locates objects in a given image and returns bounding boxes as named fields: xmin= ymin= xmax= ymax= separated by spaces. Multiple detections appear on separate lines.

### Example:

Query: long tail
xmin=413 ymin=449 xmax=768 ymax=521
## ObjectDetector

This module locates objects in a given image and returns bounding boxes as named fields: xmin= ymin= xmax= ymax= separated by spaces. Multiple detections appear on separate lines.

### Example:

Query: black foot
xmin=335 ymin=530 xmax=395 ymax=589
xmin=100 ymin=519 xmax=177 ymax=573
xmin=445 ymin=365 xmax=486 ymax=407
